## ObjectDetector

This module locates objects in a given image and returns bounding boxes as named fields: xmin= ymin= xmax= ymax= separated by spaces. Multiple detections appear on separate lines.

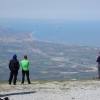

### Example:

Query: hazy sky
xmin=0 ymin=0 xmax=100 ymax=20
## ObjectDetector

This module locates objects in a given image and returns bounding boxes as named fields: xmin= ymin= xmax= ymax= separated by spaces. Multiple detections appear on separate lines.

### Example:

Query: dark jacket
xmin=97 ymin=56 xmax=100 ymax=63
xmin=9 ymin=58 xmax=20 ymax=71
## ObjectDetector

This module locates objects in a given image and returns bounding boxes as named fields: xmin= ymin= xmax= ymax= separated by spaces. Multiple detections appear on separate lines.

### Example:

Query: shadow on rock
xmin=0 ymin=91 xmax=36 ymax=97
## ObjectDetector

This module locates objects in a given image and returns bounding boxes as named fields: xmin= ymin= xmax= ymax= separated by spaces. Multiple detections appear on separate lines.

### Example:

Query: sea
xmin=7 ymin=19 xmax=100 ymax=47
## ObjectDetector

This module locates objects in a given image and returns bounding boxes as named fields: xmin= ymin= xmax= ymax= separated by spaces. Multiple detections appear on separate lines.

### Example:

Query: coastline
xmin=30 ymin=31 xmax=36 ymax=40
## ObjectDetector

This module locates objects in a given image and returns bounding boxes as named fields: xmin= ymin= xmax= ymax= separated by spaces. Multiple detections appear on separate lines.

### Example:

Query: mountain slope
xmin=0 ymin=27 xmax=99 ymax=81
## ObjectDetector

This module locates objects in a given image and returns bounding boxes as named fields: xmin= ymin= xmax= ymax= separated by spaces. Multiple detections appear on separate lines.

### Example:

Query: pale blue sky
xmin=0 ymin=0 xmax=100 ymax=20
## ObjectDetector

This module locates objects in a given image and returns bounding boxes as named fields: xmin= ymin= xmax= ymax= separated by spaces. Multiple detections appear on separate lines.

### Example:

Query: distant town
xmin=0 ymin=26 xmax=99 ymax=81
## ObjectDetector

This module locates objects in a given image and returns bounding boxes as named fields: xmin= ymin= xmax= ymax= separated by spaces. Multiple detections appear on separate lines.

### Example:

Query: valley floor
xmin=0 ymin=80 xmax=100 ymax=100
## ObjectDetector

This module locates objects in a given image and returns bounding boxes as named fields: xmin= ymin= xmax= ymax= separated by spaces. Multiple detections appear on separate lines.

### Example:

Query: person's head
xmin=24 ymin=55 xmax=27 ymax=59
xmin=13 ymin=54 xmax=17 ymax=58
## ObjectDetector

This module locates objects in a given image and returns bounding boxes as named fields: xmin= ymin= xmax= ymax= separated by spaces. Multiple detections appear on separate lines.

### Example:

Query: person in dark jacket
xmin=8 ymin=54 xmax=20 ymax=85
xmin=96 ymin=52 xmax=100 ymax=79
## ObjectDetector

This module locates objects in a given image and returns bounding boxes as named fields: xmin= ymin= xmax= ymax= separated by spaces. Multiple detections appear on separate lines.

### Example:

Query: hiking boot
xmin=28 ymin=83 xmax=31 ymax=84
xmin=9 ymin=82 xmax=11 ymax=85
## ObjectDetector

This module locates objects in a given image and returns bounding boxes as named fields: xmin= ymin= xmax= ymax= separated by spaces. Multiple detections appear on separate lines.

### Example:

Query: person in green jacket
xmin=21 ymin=55 xmax=31 ymax=84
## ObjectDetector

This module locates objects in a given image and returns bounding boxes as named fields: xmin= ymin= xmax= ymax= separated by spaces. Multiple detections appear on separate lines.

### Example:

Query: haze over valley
xmin=0 ymin=26 xmax=99 ymax=81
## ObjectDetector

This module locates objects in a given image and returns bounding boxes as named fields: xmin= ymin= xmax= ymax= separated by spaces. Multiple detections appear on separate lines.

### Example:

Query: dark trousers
xmin=98 ymin=63 xmax=100 ymax=78
xmin=9 ymin=70 xmax=18 ymax=84
xmin=21 ymin=70 xmax=30 ymax=84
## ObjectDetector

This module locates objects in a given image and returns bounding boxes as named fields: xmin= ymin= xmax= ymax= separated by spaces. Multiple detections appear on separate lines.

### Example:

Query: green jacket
xmin=21 ymin=59 xmax=29 ymax=71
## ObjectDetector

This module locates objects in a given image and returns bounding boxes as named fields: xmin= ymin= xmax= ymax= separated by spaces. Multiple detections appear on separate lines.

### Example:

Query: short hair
xmin=24 ymin=55 xmax=27 ymax=59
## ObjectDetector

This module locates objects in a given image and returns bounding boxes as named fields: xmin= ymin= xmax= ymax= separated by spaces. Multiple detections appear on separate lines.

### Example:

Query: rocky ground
xmin=0 ymin=80 xmax=100 ymax=100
